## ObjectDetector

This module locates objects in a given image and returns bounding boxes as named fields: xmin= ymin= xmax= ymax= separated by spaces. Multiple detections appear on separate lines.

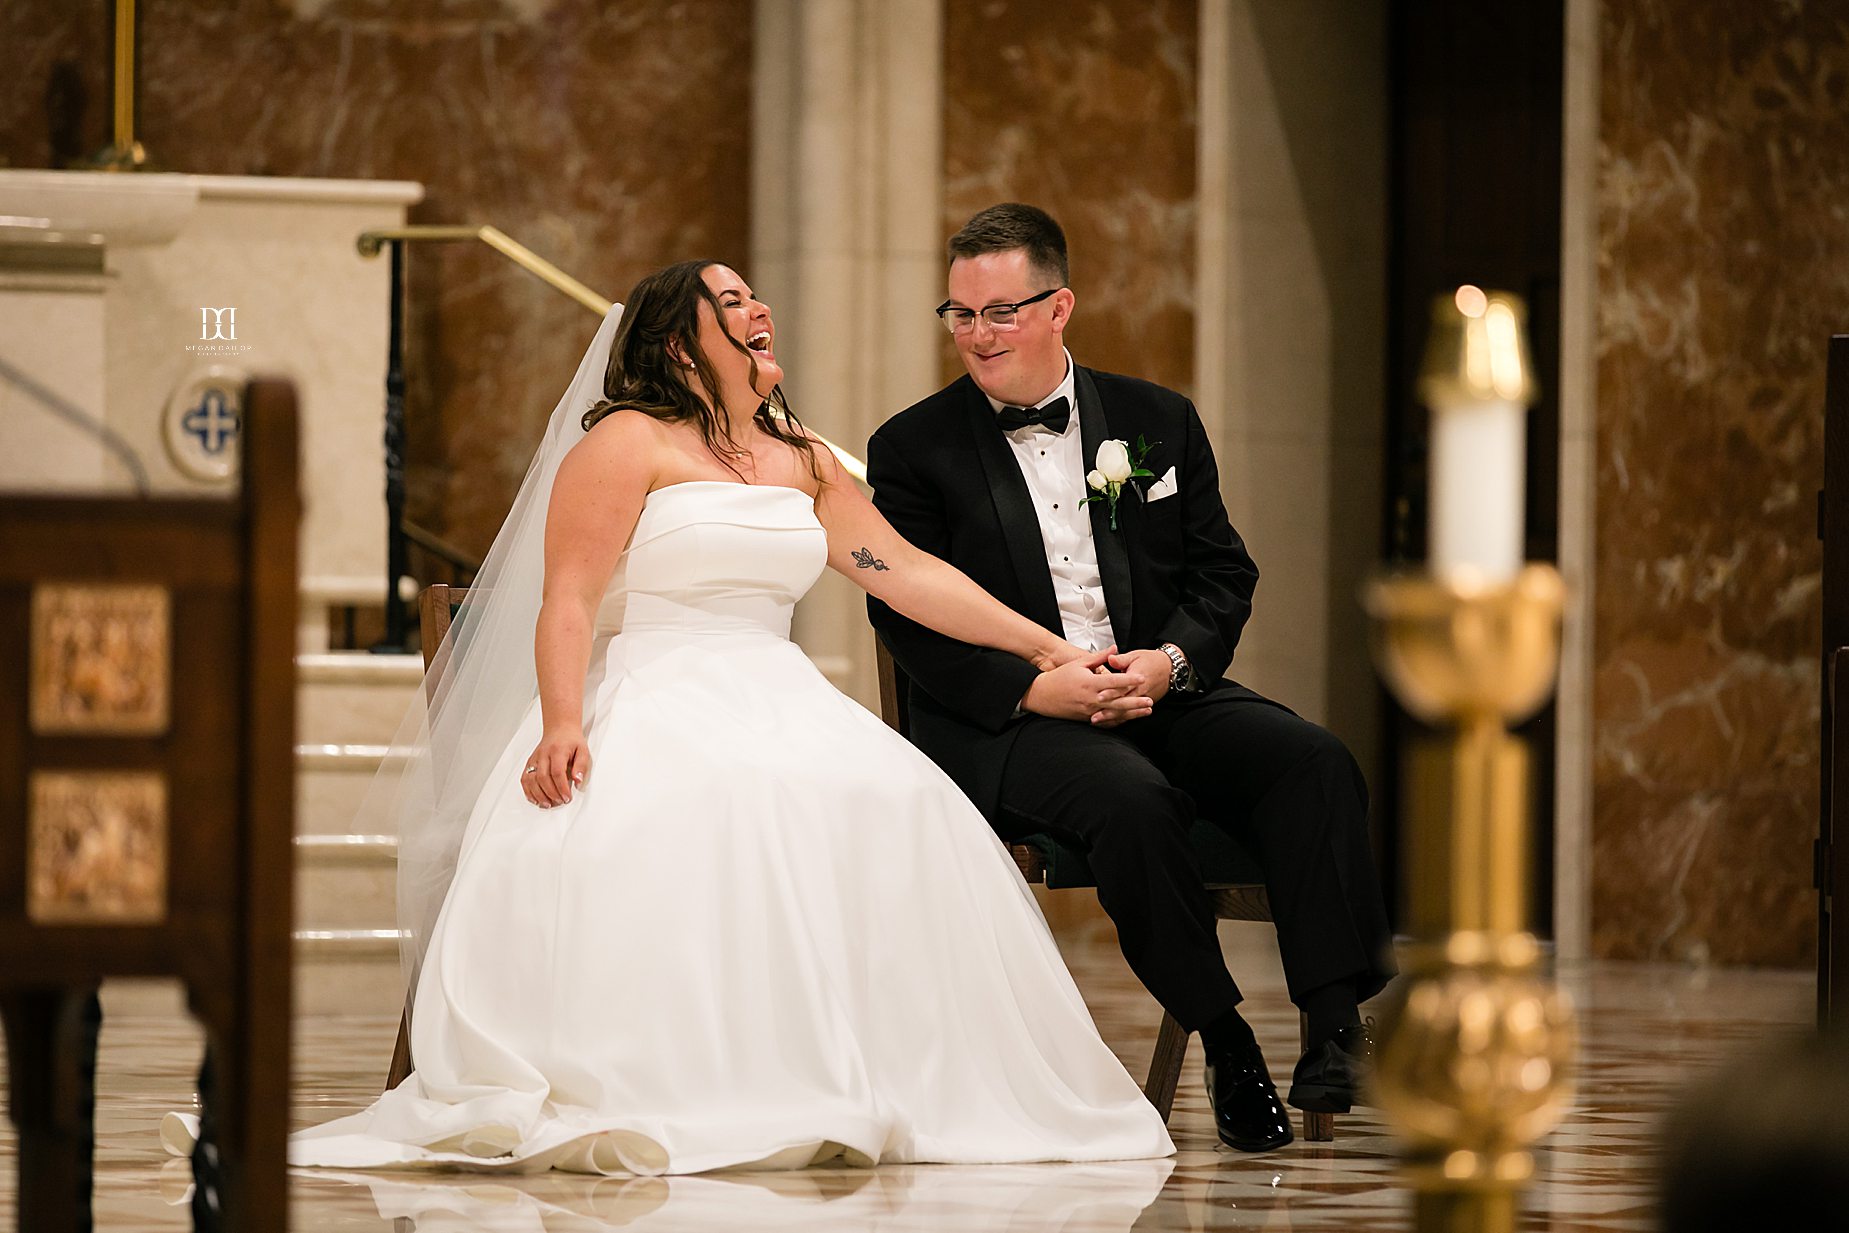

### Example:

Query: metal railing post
xmin=376 ymin=238 xmax=410 ymax=652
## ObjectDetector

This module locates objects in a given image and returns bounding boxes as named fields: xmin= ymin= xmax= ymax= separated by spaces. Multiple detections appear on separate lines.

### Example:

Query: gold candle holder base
xmin=1373 ymin=932 xmax=1575 ymax=1233
xmin=1365 ymin=565 xmax=1575 ymax=1233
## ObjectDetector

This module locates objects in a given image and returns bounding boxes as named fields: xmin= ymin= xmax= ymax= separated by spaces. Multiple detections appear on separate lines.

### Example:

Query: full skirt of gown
xmin=254 ymin=483 xmax=1175 ymax=1174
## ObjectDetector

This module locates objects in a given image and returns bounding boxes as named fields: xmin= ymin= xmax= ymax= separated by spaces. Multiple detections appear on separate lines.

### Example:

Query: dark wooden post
xmin=0 ymin=379 xmax=300 ymax=1230
xmin=1821 ymin=336 xmax=1849 ymax=1026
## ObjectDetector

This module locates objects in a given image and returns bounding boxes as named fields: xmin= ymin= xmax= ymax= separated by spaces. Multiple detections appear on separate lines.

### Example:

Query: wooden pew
xmin=0 ymin=379 xmax=300 ymax=1231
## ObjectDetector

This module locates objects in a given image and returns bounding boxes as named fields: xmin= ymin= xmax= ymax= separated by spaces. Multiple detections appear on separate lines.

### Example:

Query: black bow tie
xmin=995 ymin=395 xmax=1070 ymax=435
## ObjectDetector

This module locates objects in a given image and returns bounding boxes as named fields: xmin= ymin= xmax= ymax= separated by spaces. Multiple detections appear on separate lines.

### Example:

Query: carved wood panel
xmin=27 ymin=771 xmax=168 ymax=924
xmin=30 ymin=583 xmax=171 ymax=736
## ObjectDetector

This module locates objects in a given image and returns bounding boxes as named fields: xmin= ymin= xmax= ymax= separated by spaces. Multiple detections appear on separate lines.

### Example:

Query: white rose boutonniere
xmin=1095 ymin=439 xmax=1133 ymax=483
xmin=1082 ymin=435 xmax=1158 ymax=530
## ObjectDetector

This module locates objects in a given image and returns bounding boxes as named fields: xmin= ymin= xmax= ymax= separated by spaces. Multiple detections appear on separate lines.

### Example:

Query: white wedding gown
xmin=283 ymin=481 xmax=1172 ymax=1175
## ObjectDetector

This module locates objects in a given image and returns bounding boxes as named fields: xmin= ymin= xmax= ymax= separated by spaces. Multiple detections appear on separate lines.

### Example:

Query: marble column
xmin=752 ymin=0 xmax=945 ymax=707
xmin=1554 ymin=0 xmax=1601 ymax=964
xmin=1192 ymin=0 xmax=1388 ymax=771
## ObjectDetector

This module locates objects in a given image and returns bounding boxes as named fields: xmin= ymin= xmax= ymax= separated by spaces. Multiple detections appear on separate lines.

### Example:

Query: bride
xmin=283 ymin=260 xmax=1172 ymax=1175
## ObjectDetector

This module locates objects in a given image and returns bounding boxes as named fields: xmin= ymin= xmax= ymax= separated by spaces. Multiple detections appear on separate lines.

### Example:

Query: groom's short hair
xmin=948 ymin=203 xmax=1069 ymax=289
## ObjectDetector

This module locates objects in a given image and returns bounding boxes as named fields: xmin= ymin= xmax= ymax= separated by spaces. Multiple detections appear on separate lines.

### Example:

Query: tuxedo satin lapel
xmin=1075 ymin=368 xmax=1135 ymax=644
xmin=963 ymin=388 xmax=1064 ymax=634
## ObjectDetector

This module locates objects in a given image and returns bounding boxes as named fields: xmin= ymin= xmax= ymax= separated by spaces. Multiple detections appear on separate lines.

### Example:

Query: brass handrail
xmin=357 ymin=225 xmax=610 ymax=315
xmin=95 ymin=0 xmax=149 ymax=169
xmin=403 ymin=518 xmax=483 ymax=578
xmin=355 ymin=225 xmax=868 ymax=482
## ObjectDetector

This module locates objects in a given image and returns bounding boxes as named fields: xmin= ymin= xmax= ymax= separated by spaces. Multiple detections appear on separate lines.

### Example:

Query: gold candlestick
xmin=93 ymin=0 xmax=150 ymax=171
xmin=1365 ymin=292 xmax=1576 ymax=1233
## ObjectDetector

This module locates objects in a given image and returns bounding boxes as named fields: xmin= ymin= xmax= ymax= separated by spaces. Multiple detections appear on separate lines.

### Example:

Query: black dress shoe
xmin=1289 ymin=1019 xmax=1376 ymax=1114
xmin=1203 ymin=1038 xmax=1293 ymax=1152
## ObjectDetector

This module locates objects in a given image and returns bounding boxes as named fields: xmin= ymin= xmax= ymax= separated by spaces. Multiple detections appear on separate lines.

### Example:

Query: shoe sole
xmin=1287 ymin=1083 xmax=1354 ymax=1114
xmin=1218 ymin=1127 xmax=1294 ymax=1152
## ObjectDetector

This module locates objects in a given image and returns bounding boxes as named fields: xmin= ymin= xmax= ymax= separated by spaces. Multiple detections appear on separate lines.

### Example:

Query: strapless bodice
xmin=594 ymin=481 xmax=827 ymax=640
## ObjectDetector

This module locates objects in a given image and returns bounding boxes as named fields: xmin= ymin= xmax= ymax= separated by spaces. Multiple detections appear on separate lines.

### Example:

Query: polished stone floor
xmin=0 ymin=921 xmax=1813 ymax=1231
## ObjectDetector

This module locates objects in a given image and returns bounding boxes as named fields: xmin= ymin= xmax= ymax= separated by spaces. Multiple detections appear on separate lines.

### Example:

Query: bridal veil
xmin=355 ymin=302 xmax=626 ymax=994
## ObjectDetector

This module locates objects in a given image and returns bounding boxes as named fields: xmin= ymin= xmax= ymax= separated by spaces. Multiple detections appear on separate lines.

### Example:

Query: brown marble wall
xmin=1 ymin=0 xmax=752 ymax=556
xmin=1593 ymin=0 xmax=1849 ymax=964
xmin=942 ymin=0 xmax=1197 ymax=395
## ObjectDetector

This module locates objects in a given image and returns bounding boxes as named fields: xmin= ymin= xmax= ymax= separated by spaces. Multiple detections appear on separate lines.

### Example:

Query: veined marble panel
xmin=1592 ymin=0 xmax=1849 ymax=964
xmin=942 ymin=0 xmax=1198 ymax=397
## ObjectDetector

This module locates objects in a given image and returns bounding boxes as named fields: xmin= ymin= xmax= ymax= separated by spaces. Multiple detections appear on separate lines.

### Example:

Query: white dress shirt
xmin=986 ymin=352 xmax=1117 ymax=653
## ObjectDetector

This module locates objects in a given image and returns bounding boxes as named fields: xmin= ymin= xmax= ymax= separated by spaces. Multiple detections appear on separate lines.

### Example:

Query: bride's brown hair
xmin=583 ymin=260 xmax=818 ymax=480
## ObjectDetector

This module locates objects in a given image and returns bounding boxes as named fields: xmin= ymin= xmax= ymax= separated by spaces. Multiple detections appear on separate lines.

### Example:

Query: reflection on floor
xmin=0 ymin=921 xmax=1813 ymax=1231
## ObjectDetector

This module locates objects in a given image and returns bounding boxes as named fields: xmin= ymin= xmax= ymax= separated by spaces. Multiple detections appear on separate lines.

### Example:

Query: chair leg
xmin=1144 ymin=1010 xmax=1188 ymax=1122
xmin=385 ymin=991 xmax=414 ymax=1091
xmin=1299 ymin=1011 xmax=1335 ymax=1141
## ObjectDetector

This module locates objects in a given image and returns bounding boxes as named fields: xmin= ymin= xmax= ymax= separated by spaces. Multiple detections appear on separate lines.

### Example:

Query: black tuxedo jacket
xmin=867 ymin=365 xmax=1262 ymax=820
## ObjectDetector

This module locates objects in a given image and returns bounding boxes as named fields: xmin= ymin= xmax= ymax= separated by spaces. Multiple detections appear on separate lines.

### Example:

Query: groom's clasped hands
xmin=1024 ymin=644 xmax=1165 ymax=728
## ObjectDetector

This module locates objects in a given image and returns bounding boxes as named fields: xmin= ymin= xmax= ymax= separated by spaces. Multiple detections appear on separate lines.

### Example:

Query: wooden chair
xmin=0 ymin=379 xmax=300 ymax=1229
xmin=875 ymin=641 xmax=1334 ymax=1141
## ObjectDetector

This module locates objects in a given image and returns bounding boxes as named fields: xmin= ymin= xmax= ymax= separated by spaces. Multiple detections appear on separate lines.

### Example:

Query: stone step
xmin=294 ymin=929 xmax=409 ymax=1017
xmin=294 ymin=742 xmax=408 ymax=836
xmin=295 ymin=832 xmax=397 ymax=932
xmin=295 ymin=652 xmax=423 ymax=746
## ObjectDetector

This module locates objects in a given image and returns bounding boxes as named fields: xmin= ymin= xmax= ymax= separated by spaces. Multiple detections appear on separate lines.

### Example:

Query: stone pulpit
xmin=0 ymin=169 xmax=423 ymax=613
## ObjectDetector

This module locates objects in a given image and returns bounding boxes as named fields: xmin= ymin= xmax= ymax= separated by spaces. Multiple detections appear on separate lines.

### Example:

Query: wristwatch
xmin=1159 ymin=642 xmax=1195 ymax=693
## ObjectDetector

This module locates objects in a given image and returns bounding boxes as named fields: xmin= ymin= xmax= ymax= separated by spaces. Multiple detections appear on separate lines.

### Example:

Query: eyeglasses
xmin=934 ymin=287 xmax=1061 ymax=334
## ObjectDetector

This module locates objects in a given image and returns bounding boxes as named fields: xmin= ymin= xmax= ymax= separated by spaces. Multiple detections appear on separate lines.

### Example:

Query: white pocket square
xmin=1145 ymin=466 xmax=1179 ymax=502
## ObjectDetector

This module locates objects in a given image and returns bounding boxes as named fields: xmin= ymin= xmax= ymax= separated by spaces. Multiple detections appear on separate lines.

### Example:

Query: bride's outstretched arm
xmin=811 ymin=444 xmax=1080 ymax=673
xmin=529 ymin=413 xmax=656 ymax=808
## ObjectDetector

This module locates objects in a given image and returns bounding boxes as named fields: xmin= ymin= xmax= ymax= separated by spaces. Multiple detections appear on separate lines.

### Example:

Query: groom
xmin=867 ymin=203 xmax=1394 ymax=1152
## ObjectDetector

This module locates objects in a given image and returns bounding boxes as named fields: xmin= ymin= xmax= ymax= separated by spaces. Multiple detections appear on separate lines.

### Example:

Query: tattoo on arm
xmin=851 ymin=547 xmax=889 ymax=571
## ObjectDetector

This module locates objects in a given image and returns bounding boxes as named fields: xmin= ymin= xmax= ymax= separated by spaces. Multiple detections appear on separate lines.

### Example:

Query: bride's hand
xmin=523 ymin=726 xmax=591 ymax=808
xmin=1030 ymin=638 xmax=1093 ymax=672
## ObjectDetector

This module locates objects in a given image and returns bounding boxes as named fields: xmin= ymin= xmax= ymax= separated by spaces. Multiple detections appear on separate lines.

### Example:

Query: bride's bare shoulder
xmin=576 ymin=407 xmax=673 ymax=460
xmin=558 ymin=408 xmax=664 ymax=491
xmin=580 ymin=405 xmax=668 ymax=446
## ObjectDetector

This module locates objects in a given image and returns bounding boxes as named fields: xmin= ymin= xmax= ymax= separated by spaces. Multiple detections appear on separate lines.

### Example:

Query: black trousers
xmin=994 ymin=681 xmax=1394 ymax=1033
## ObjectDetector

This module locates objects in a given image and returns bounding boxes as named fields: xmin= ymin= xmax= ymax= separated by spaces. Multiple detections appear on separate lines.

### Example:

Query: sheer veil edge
xmin=351 ymin=302 xmax=625 ymax=996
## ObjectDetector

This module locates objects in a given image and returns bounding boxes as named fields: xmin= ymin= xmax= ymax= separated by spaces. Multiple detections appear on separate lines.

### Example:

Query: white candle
xmin=1424 ymin=287 xmax=1530 ymax=583
xmin=1428 ymin=397 xmax=1525 ymax=582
